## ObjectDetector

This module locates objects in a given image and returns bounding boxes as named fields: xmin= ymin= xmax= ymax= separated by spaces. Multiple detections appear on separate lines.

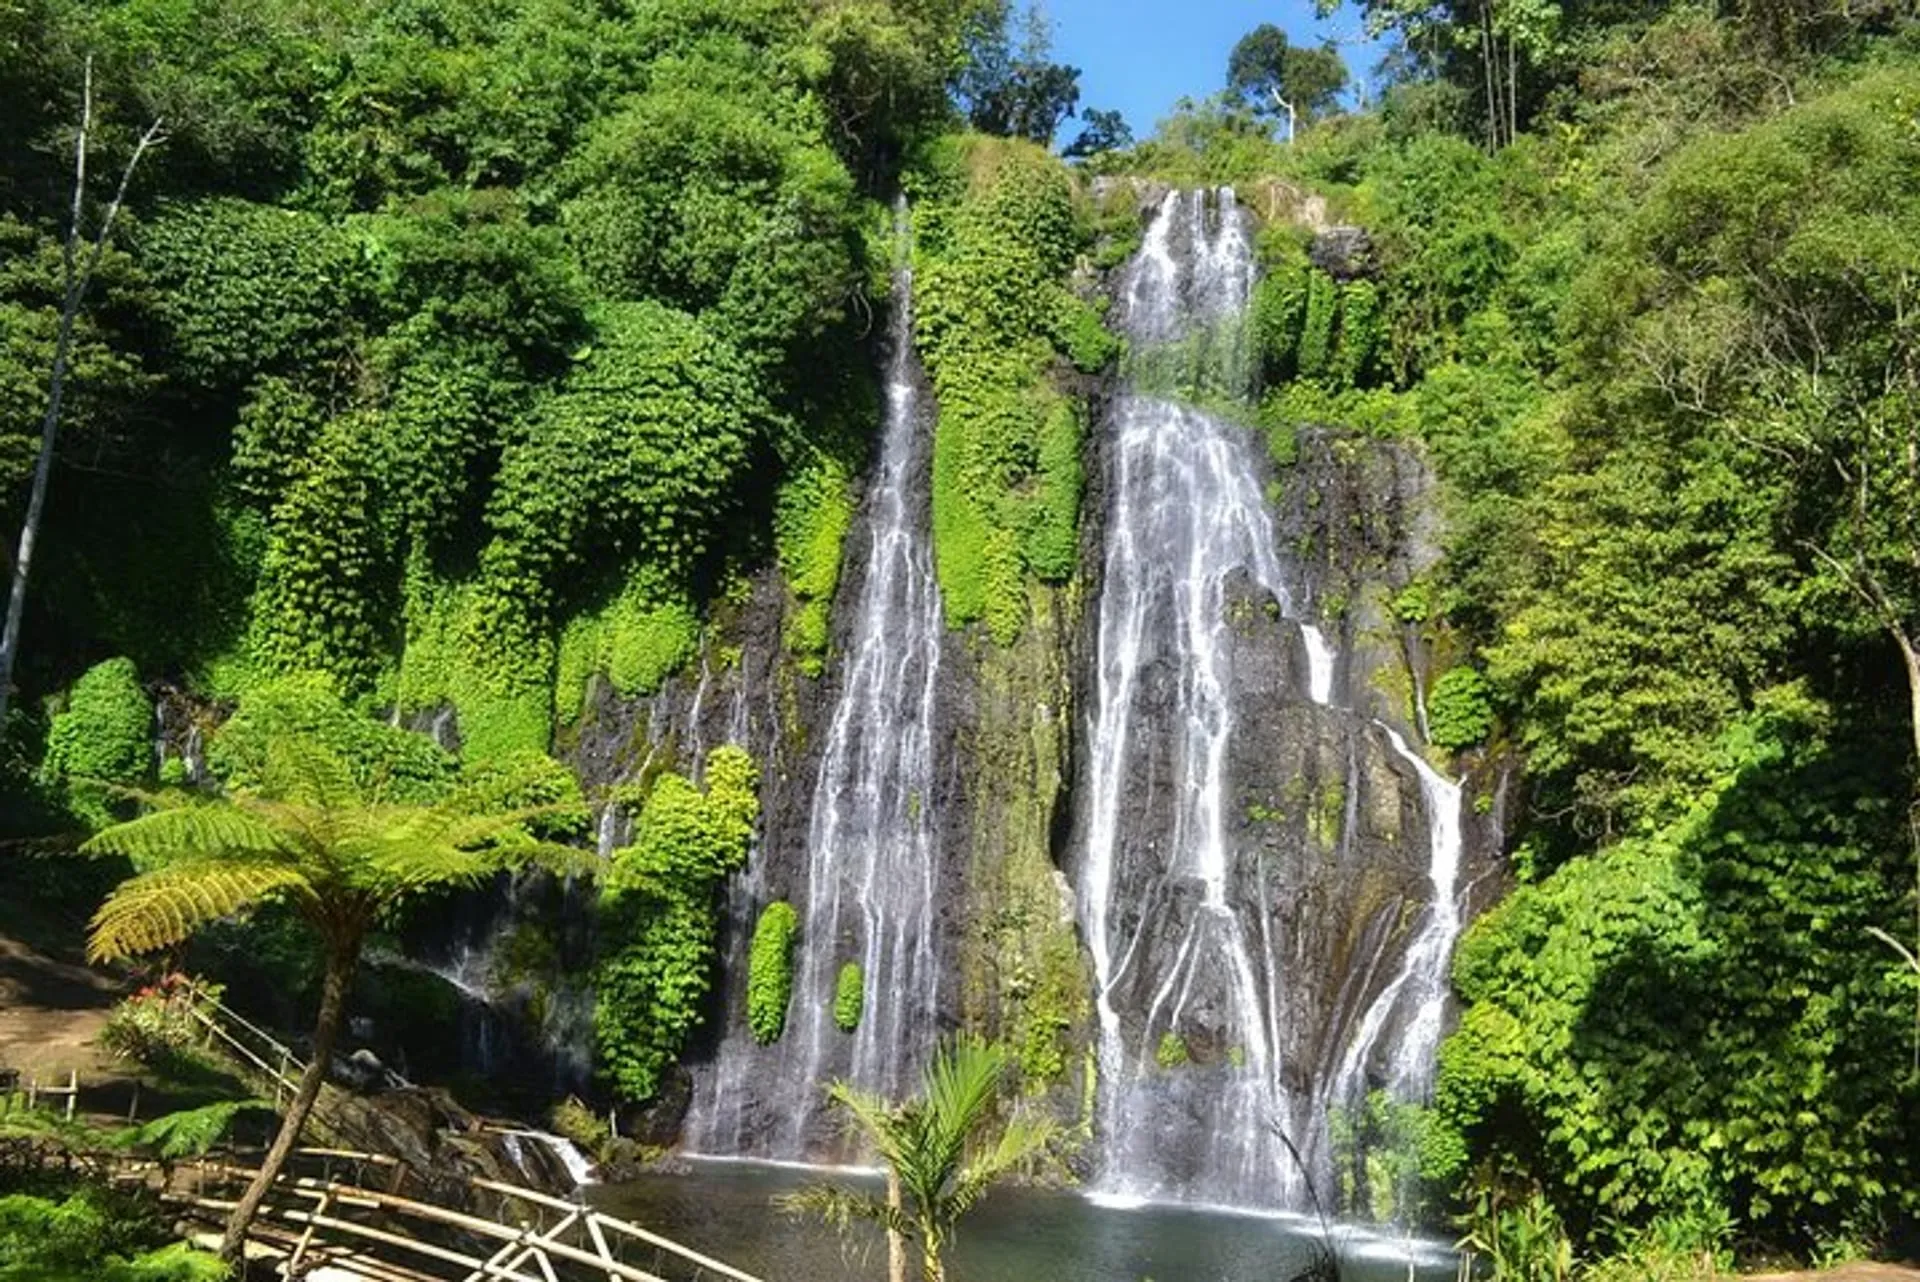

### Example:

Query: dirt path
xmin=0 ymin=929 xmax=127 ymax=1093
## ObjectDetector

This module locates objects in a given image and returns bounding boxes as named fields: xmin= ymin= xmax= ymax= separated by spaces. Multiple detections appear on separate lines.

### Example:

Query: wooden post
xmin=64 ymin=1069 xmax=77 ymax=1120
xmin=287 ymin=1186 xmax=333 ymax=1275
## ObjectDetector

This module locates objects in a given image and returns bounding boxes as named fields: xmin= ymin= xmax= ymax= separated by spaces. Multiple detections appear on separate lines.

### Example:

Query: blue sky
xmin=1042 ymin=0 xmax=1388 ymax=144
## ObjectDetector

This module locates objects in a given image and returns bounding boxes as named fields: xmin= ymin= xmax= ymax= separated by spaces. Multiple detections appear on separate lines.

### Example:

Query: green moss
xmin=553 ymin=567 xmax=700 ymax=724
xmin=833 ymin=960 xmax=864 ymax=1032
xmin=1155 ymin=1031 xmax=1190 ymax=1069
xmin=747 ymin=901 xmax=800 ymax=1045
xmin=774 ymin=455 xmax=855 ymax=674
xmin=914 ymin=136 xmax=1093 ymax=645
xmin=1310 ymin=778 xmax=1347 ymax=850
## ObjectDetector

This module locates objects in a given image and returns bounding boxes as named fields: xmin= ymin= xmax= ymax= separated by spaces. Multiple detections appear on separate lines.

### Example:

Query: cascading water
xmin=684 ymin=200 xmax=948 ymax=1158
xmin=1075 ymin=188 xmax=1467 ymax=1210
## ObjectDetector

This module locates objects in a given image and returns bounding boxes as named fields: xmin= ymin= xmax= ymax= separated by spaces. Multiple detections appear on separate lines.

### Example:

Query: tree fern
xmin=113 ymin=1100 xmax=272 ymax=1160
xmin=88 ymin=861 xmax=311 ymax=962
xmin=81 ymin=804 xmax=290 ymax=866
xmin=77 ymin=682 xmax=590 ymax=1265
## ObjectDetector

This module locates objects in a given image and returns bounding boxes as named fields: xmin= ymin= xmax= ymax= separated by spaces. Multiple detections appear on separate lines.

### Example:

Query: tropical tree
xmin=784 ymin=1038 xmax=1062 ymax=1282
xmin=78 ymin=681 xmax=588 ymax=1264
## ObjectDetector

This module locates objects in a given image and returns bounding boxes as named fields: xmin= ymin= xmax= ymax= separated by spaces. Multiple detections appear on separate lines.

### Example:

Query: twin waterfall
xmin=677 ymin=189 xmax=1470 ymax=1212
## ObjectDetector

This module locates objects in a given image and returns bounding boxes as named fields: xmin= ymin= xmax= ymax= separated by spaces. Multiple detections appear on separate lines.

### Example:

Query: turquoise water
xmin=590 ymin=1159 xmax=1458 ymax=1282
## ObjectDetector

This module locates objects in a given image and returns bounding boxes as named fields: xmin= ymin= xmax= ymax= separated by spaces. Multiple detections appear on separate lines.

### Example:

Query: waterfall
xmin=1075 ymin=188 xmax=1467 ymax=1210
xmin=684 ymin=198 xmax=948 ymax=1158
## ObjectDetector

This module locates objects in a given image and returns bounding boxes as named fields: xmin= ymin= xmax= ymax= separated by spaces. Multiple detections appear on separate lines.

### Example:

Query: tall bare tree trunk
xmin=1479 ymin=1 xmax=1501 ymax=151
xmin=218 ymin=942 xmax=356 ymax=1266
xmin=0 ymin=62 xmax=159 ymax=732
xmin=887 ymin=1169 xmax=908 ymax=1282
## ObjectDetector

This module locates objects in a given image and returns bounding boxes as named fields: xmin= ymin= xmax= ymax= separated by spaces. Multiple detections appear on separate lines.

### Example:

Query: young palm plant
xmin=784 ymin=1038 xmax=1062 ymax=1282
xmin=78 ymin=692 xmax=589 ymax=1265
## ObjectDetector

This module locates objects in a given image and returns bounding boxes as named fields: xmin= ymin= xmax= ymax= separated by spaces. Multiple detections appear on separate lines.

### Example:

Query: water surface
xmin=591 ymin=1159 xmax=1456 ymax=1282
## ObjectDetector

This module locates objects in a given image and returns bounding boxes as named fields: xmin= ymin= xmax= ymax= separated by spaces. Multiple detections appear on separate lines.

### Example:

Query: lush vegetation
xmin=747 ymin=899 xmax=800 ymax=1045
xmin=78 ymin=679 xmax=587 ymax=1258
xmin=784 ymin=1037 xmax=1062 ymax=1282
xmin=1095 ymin=0 xmax=1920 ymax=1267
xmin=910 ymin=133 xmax=1108 ymax=642
xmin=596 ymin=746 xmax=759 ymax=1101
xmin=4 ymin=0 xmax=1919 ymax=1270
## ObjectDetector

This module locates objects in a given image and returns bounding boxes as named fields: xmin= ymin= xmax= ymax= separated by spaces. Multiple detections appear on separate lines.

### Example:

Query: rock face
xmin=1065 ymin=187 xmax=1500 ymax=1208
xmin=1310 ymin=225 xmax=1376 ymax=280
xmin=427 ymin=182 xmax=1502 ymax=1217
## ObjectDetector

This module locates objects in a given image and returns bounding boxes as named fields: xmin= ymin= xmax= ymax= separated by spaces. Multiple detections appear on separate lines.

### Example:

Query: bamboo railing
xmin=145 ymin=1147 xmax=765 ymax=1282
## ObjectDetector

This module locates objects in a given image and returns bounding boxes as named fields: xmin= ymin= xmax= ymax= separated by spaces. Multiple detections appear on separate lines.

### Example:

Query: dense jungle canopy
xmin=2 ymin=0 xmax=1918 ymax=1272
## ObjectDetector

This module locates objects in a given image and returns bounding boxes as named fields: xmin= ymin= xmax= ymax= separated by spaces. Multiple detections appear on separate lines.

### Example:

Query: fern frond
xmin=89 ymin=861 xmax=311 ymax=961
xmin=112 ymin=1099 xmax=272 ymax=1160
xmin=349 ymin=839 xmax=503 ymax=895
xmin=258 ymin=734 xmax=362 ymax=812
xmin=81 ymin=804 xmax=290 ymax=864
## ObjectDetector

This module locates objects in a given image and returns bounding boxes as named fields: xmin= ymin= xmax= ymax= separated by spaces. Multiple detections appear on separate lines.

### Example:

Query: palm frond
xmin=777 ymin=1184 xmax=914 ymax=1239
xmin=946 ymin=1110 xmax=1063 ymax=1222
xmin=919 ymin=1037 xmax=1006 ymax=1177
xmin=80 ymin=803 xmax=291 ymax=864
xmin=89 ymin=860 xmax=311 ymax=961
xmin=827 ymin=1081 xmax=913 ymax=1170
xmin=112 ymin=1099 xmax=272 ymax=1160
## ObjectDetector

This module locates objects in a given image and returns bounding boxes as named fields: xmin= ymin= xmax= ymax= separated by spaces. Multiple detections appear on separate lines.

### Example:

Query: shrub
xmin=1427 ymin=666 xmax=1495 ymax=750
xmin=98 ymin=977 xmax=224 ymax=1067
xmin=1155 ymin=1031 xmax=1189 ymax=1069
xmin=747 ymin=901 xmax=800 ymax=1045
xmin=833 ymin=961 xmax=864 ymax=1033
xmin=39 ymin=658 xmax=152 ymax=828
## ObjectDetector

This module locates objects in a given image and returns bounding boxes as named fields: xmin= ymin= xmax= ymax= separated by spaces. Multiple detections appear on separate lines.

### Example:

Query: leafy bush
xmin=1435 ymin=697 xmax=1917 ymax=1246
xmin=595 ymin=747 xmax=761 ymax=1101
xmin=0 ymin=1190 xmax=226 ymax=1282
xmin=99 ymin=977 xmax=223 ymax=1066
xmin=39 ymin=658 xmax=151 ymax=827
xmin=747 ymin=901 xmax=800 ymax=1045
xmin=833 ymin=961 xmax=864 ymax=1033
xmin=1427 ymin=666 xmax=1494 ymax=750
xmin=913 ymin=136 xmax=1090 ymax=643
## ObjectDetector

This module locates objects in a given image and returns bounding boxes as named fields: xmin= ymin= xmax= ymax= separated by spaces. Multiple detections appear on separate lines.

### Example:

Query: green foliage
xmin=99 ymin=981 xmax=223 ymax=1066
xmin=114 ymin=1100 xmax=272 ymax=1161
xmin=747 ymin=900 xmax=800 ymax=1045
xmin=595 ymin=745 xmax=760 ymax=1101
xmin=557 ymin=35 xmax=861 ymax=365
xmin=833 ymin=960 xmax=864 ymax=1032
xmin=773 ymin=454 xmax=855 ymax=672
xmin=553 ymin=571 xmax=700 ymax=725
xmin=1427 ymin=666 xmax=1494 ymax=751
xmin=912 ymin=136 xmax=1091 ymax=643
xmin=138 ymin=199 xmax=364 ymax=389
xmin=1154 ymin=1031 xmax=1188 ymax=1069
xmin=84 ymin=680 xmax=588 ymax=963
xmin=1436 ymin=695 xmax=1917 ymax=1246
xmin=0 ymin=1191 xmax=227 ymax=1282
xmin=39 ymin=658 xmax=152 ymax=826
xmin=785 ymin=1037 xmax=1063 ymax=1280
